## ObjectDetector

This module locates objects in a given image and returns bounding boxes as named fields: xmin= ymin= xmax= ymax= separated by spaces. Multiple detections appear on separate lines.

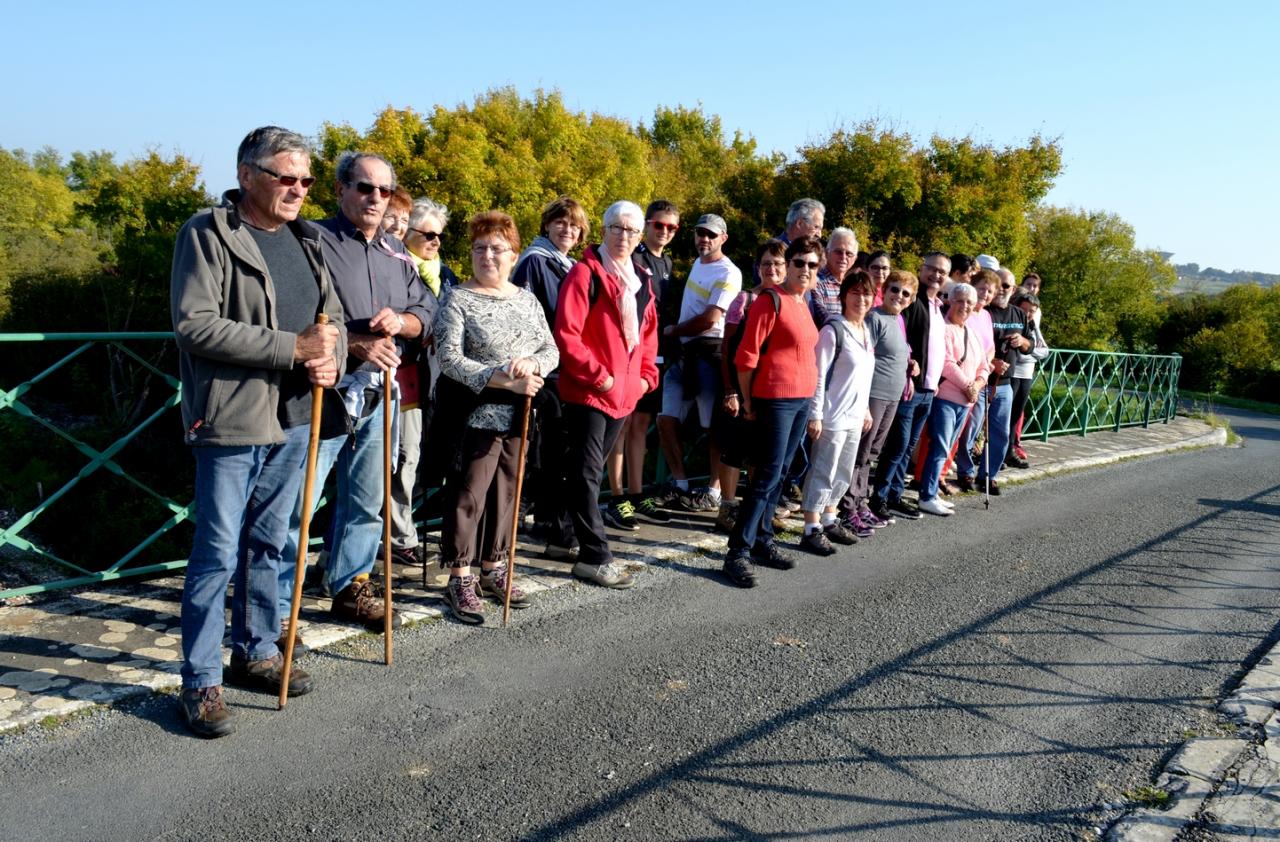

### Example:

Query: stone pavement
xmin=0 ymin=414 xmax=1238 ymax=837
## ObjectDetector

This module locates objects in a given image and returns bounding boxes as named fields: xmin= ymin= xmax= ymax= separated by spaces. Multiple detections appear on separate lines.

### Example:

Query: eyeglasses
xmin=791 ymin=259 xmax=821 ymax=271
xmin=606 ymin=224 xmax=643 ymax=238
xmin=350 ymin=180 xmax=393 ymax=198
xmin=693 ymin=228 xmax=720 ymax=239
xmin=828 ymin=249 xmax=857 ymax=259
xmin=471 ymin=243 xmax=510 ymax=256
xmin=886 ymin=285 xmax=913 ymax=297
xmin=411 ymin=228 xmax=442 ymax=242
xmin=647 ymin=220 xmax=678 ymax=234
xmin=922 ymin=264 xmax=948 ymax=275
xmin=255 ymin=164 xmax=315 ymax=188
xmin=758 ymin=259 xmax=786 ymax=270
xmin=1000 ymin=283 xmax=1015 ymax=289
xmin=868 ymin=263 xmax=891 ymax=272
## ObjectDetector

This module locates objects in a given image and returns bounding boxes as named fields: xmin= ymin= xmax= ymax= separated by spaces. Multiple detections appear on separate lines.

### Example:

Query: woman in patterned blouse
xmin=433 ymin=211 xmax=560 ymax=625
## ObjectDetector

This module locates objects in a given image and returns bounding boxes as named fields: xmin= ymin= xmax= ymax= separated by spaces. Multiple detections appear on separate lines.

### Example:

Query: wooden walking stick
xmin=382 ymin=368 xmax=394 ymax=665
xmin=503 ymin=394 xmax=535 ymax=627
xmin=280 ymin=313 xmax=329 ymax=710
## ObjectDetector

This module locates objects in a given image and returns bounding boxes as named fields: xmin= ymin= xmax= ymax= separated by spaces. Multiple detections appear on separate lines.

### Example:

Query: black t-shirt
xmin=987 ymin=301 xmax=1028 ymax=370
xmin=634 ymin=243 xmax=678 ymax=362
xmin=247 ymin=224 xmax=320 ymax=428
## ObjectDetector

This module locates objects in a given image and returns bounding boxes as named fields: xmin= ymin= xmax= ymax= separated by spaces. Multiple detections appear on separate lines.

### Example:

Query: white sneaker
xmin=918 ymin=498 xmax=952 ymax=517
xmin=938 ymin=498 xmax=955 ymax=510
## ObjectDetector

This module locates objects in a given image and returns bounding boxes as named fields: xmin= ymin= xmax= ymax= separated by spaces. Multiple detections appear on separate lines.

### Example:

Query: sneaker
xmin=681 ymin=487 xmax=721 ymax=512
xmin=651 ymin=483 xmax=690 ymax=510
xmin=1013 ymin=445 xmax=1028 ymax=461
xmin=603 ymin=499 xmax=640 ymax=531
xmin=859 ymin=507 xmax=891 ymax=528
xmin=276 ymin=619 xmax=309 ymax=657
xmin=714 ymin=501 xmax=738 ymax=534
xmin=956 ymin=475 xmax=978 ymax=493
xmin=722 ymin=553 xmax=757 ymax=588
xmin=228 ymin=652 xmax=314 ymax=696
xmin=541 ymin=542 xmax=580 ymax=561
xmin=869 ymin=497 xmax=900 ymax=524
xmin=633 ymin=496 xmax=672 ymax=523
xmin=479 ymin=562 xmax=532 ymax=609
xmin=752 ymin=543 xmax=797 ymax=570
xmin=800 ymin=529 xmax=836 ymax=556
xmin=823 ymin=521 xmax=858 ymax=545
xmin=840 ymin=512 xmax=874 ymax=539
xmin=179 ymin=685 xmax=234 ymax=739
xmin=445 ymin=574 xmax=485 ymax=624
xmin=918 ymin=497 xmax=953 ymax=517
xmin=1005 ymin=454 xmax=1029 ymax=469
xmin=888 ymin=496 xmax=923 ymax=520
xmin=572 ymin=560 xmax=634 ymax=589
xmin=329 ymin=578 xmax=402 ymax=633
xmin=388 ymin=545 xmax=426 ymax=567
xmin=938 ymin=497 xmax=955 ymax=510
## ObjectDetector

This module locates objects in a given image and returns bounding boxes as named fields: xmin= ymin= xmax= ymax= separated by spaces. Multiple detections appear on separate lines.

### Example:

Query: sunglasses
xmin=350 ymin=180 xmax=393 ymax=198
xmin=791 ymin=259 xmax=820 ymax=270
xmin=886 ymin=285 xmax=913 ymax=297
xmin=411 ymin=228 xmax=442 ymax=242
xmin=648 ymin=220 xmax=679 ymax=234
xmin=255 ymin=164 xmax=315 ymax=188
xmin=693 ymin=228 xmax=720 ymax=239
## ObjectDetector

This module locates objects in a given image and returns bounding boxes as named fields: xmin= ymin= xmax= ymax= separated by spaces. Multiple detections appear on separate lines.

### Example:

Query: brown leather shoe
xmin=276 ymin=620 xmax=309 ymax=657
xmin=329 ymin=578 xmax=402 ymax=632
xmin=179 ymin=685 xmax=234 ymax=738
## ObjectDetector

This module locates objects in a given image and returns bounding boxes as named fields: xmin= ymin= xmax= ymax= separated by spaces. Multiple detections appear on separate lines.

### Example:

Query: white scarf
xmin=598 ymin=247 xmax=641 ymax=352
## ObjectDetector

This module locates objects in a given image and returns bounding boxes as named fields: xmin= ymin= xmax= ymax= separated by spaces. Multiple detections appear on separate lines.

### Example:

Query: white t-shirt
xmin=678 ymin=256 xmax=742 ymax=342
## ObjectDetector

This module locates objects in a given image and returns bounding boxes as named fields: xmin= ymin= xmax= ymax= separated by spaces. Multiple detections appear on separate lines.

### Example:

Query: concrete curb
xmin=1007 ymin=425 xmax=1228 ymax=488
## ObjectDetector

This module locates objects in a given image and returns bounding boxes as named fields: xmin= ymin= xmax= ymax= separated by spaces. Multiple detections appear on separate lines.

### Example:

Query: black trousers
xmin=558 ymin=403 xmax=626 ymax=567
xmin=1007 ymin=376 xmax=1033 ymax=455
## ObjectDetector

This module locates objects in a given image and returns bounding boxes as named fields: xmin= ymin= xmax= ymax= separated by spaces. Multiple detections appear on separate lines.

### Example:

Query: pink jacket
xmin=935 ymin=321 xmax=991 ymax=406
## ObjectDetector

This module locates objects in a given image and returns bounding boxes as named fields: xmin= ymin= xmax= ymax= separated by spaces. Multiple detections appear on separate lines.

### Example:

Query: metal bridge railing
xmin=0 ymin=336 xmax=1180 ymax=599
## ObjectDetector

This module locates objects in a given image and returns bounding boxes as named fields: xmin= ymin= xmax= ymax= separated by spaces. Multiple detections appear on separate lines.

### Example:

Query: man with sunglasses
xmin=171 ymin=126 xmax=346 ymax=737
xmin=972 ymin=268 xmax=1031 ymax=495
xmin=281 ymin=151 xmax=432 ymax=634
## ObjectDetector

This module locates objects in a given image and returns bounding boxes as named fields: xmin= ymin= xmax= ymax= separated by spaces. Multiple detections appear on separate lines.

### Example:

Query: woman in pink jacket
xmin=916 ymin=283 xmax=991 ymax=517
xmin=553 ymin=200 xmax=659 ymax=589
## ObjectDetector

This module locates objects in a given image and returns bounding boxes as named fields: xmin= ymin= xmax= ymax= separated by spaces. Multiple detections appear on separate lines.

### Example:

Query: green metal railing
xmin=0 ymin=336 xmax=1180 ymax=599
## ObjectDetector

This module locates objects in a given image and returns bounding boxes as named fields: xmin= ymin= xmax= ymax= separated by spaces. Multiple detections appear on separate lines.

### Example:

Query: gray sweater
xmin=865 ymin=308 xmax=911 ymax=402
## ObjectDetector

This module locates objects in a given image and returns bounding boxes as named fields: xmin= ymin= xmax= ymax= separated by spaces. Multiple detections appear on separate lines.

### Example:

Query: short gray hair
xmin=409 ymin=197 xmax=449 ymax=230
xmin=949 ymin=282 xmax=977 ymax=303
xmin=827 ymin=226 xmax=858 ymax=251
xmin=335 ymin=151 xmax=397 ymax=190
xmin=237 ymin=126 xmax=310 ymax=169
xmin=786 ymin=198 xmax=825 ymax=228
xmin=603 ymin=200 xmax=644 ymax=229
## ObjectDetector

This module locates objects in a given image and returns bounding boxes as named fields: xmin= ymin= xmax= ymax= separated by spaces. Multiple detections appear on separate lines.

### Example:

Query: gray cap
xmin=695 ymin=213 xmax=727 ymax=235
xmin=976 ymin=253 xmax=1000 ymax=271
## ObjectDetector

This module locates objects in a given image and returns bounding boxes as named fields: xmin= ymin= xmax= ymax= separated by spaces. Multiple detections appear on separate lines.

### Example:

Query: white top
xmin=808 ymin=315 xmax=876 ymax=431
xmin=677 ymin=256 xmax=742 ymax=342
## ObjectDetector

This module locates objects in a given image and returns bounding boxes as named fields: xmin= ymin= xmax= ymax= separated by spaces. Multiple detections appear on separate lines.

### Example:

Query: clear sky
xmin=5 ymin=0 xmax=1277 ymax=273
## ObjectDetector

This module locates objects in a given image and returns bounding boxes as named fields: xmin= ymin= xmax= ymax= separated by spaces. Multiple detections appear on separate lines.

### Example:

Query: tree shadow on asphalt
xmin=523 ymin=482 xmax=1280 ymax=840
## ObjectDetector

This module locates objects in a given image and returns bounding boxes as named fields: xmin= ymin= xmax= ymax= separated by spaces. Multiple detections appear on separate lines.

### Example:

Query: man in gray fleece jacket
xmin=170 ymin=126 xmax=346 ymax=738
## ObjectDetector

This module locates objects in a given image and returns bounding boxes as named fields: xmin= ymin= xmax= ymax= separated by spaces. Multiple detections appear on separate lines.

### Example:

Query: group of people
xmin=169 ymin=125 xmax=1048 ymax=738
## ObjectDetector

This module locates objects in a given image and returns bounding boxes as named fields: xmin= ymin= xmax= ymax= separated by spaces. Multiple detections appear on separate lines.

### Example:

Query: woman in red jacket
xmin=553 ymin=200 xmax=660 ymax=589
xmin=722 ymin=236 xmax=822 ymax=588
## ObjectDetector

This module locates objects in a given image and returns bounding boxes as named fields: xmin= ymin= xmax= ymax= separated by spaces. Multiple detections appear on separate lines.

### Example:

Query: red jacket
xmin=554 ymin=246 xmax=660 ymax=419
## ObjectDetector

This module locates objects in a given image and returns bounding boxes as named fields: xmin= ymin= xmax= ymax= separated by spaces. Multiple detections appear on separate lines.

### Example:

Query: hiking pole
xmin=382 ymin=365 xmax=394 ymax=665
xmin=280 ymin=313 xmax=329 ymax=710
xmin=504 ymin=394 xmax=534 ymax=627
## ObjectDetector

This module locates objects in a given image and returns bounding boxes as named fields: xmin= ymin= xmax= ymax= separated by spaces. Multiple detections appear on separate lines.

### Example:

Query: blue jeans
xmin=977 ymin=383 xmax=1014 ymax=484
xmin=955 ymin=388 xmax=988 ymax=479
xmin=919 ymin=398 xmax=970 ymax=502
xmin=873 ymin=389 xmax=934 ymax=503
xmin=728 ymin=397 xmax=809 ymax=557
xmin=277 ymin=433 xmax=346 ymax=623
xmin=180 ymin=424 xmax=309 ymax=689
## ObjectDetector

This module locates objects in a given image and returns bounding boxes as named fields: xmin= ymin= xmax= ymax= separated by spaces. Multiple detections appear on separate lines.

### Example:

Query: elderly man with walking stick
xmin=171 ymin=126 xmax=346 ymax=738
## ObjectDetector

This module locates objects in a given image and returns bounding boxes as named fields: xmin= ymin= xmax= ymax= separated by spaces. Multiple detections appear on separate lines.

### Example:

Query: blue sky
xmin=5 ymin=1 xmax=1277 ymax=273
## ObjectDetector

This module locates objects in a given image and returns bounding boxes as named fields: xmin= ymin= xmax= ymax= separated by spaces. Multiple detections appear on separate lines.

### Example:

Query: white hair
xmin=603 ymin=200 xmax=644 ymax=229
xmin=786 ymin=198 xmax=825 ymax=227
xmin=827 ymin=226 xmax=858 ymax=251
xmin=409 ymin=197 xmax=449 ymax=229
xmin=949 ymin=282 xmax=977 ymax=303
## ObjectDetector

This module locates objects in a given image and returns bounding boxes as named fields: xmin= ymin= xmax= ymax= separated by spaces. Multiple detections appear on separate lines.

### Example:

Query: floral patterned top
xmin=434 ymin=284 xmax=560 ymax=431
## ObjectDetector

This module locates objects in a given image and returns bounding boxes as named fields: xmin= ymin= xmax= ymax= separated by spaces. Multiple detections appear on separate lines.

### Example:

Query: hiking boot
xmin=633 ymin=496 xmax=672 ymax=523
xmin=955 ymin=475 xmax=977 ymax=493
xmin=1005 ymin=453 xmax=1029 ymax=469
xmin=603 ymin=499 xmax=640 ymax=531
xmin=681 ymin=487 xmax=721 ymax=512
xmin=888 ymin=496 xmax=923 ymax=520
xmin=228 ymin=652 xmax=314 ymax=696
xmin=541 ymin=542 xmax=579 ymax=561
xmin=479 ymin=562 xmax=532 ymax=609
xmin=276 ymin=619 xmax=309 ymax=657
xmin=800 ymin=529 xmax=836 ymax=556
xmin=840 ymin=511 xmax=874 ymax=539
xmin=329 ymin=578 xmax=402 ymax=633
xmin=823 ymin=521 xmax=858 ymax=545
xmin=859 ymin=506 xmax=891 ymax=528
xmin=722 ymin=552 xmax=757 ymax=588
xmin=869 ymin=497 xmax=900 ymax=524
xmin=572 ymin=561 xmax=635 ymax=589
xmin=752 ymin=543 xmax=797 ymax=570
xmin=714 ymin=501 xmax=738 ymax=534
xmin=179 ymin=685 xmax=234 ymax=739
xmin=445 ymin=574 xmax=485 ymax=624
xmin=918 ymin=497 xmax=953 ymax=516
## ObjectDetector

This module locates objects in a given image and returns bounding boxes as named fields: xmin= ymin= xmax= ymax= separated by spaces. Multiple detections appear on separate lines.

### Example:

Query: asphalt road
xmin=3 ymin=409 xmax=1279 ymax=842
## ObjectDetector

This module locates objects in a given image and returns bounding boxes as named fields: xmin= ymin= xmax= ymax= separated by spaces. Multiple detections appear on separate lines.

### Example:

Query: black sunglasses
xmin=350 ymin=180 xmax=393 ymax=198
xmin=791 ymin=259 xmax=820 ymax=270
xmin=255 ymin=164 xmax=315 ymax=188
xmin=411 ymin=228 xmax=442 ymax=242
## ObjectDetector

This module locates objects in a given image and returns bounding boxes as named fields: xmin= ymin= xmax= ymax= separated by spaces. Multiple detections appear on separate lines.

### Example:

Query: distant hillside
xmin=1173 ymin=263 xmax=1280 ymax=294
